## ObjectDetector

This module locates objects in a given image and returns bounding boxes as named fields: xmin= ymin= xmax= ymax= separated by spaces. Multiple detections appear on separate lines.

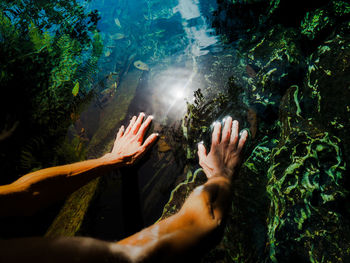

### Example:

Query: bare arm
xmin=0 ymin=237 xmax=135 ymax=263
xmin=0 ymin=117 xmax=246 ymax=263
xmin=117 ymin=117 xmax=248 ymax=262
xmin=0 ymin=113 xmax=158 ymax=216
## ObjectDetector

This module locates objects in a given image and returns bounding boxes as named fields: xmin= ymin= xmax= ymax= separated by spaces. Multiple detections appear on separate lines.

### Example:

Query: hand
xmin=101 ymin=113 xmax=158 ymax=166
xmin=197 ymin=117 xmax=248 ymax=179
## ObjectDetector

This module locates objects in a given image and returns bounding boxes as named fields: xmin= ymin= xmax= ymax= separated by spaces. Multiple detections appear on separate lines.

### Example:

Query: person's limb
xmin=117 ymin=117 xmax=248 ymax=262
xmin=0 ymin=236 xmax=139 ymax=263
xmin=0 ymin=113 xmax=158 ymax=217
xmin=0 ymin=117 xmax=246 ymax=263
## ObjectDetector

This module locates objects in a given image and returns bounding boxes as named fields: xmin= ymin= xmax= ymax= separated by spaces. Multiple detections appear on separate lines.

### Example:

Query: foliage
xmin=0 ymin=1 xmax=102 ymax=181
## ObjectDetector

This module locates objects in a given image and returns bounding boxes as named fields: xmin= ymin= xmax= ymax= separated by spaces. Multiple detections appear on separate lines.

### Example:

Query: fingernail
xmin=198 ymin=141 xmax=204 ymax=145
xmin=149 ymin=115 xmax=154 ymax=119
xmin=140 ymin=112 xmax=145 ymax=116
xmin=240 ymin=129 xmax=248 ymax=137
xmin=155 ymin=133 xmax=159 ymax=136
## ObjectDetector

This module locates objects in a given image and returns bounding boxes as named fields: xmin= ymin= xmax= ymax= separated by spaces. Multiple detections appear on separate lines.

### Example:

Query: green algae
xmin=301 ymin=9 xmax=332 ymax=40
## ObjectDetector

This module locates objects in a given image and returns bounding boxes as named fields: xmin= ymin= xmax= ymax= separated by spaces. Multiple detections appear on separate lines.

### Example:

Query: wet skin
xmin=0 ymin=114 xmax=247 ymax=263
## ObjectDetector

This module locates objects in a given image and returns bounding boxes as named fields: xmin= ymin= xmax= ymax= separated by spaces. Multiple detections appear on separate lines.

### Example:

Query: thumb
xmin=197 ymin=142 xmax=207 ymax=162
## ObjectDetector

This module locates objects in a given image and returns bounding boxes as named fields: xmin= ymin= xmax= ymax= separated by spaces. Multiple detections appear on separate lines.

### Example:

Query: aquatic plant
xmin=0 ymin=1 xmax=102 ymax=182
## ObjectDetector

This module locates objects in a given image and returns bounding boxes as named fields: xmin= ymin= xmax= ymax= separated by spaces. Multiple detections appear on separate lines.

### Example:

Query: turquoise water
xmin=1 ymin=0 xmax=350 ymax=262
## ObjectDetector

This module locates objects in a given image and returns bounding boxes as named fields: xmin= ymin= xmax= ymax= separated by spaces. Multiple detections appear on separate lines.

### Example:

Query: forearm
xmin=0 ymin=157 xmax=123 ymax=216
xmin=118 ymin=174 xmax=233 ymax=261
xmin=0 ymin=237 xmax=134 ymax=263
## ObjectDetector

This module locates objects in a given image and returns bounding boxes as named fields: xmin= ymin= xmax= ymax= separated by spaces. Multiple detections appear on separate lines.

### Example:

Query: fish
xmin=134 ymin=60 xmax=149 ymax=71
xmin=158 ymin=137 xmax=171 ymax=152
xmin=105 ymin=50 xmax=111 ymax=57
xmin=114 ymin=18 xmax=121 ymax=28
xmin=110 ymin=33 xmax=125 ymax=40
xmin=72 ymin=82 xmax=79 ymax=96
xmin=247 ymin=108 xmax=257 ymax=139
xmin=246 ymin=64 xmax=258 ymax=78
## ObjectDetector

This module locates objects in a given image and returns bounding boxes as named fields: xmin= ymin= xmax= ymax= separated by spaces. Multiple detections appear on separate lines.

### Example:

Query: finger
xmin=211 ymin=121 xmax=221 ymax=147
xmin=116 ymin=125 xmax=124 ymax=139
xmin=142 ymin=133 xmax=159 ymax=149
xmin=125 ymin=116 xmax=137 ymax=135
xmin=237 ymin=130 xmax=248 ymax=153
xmin=131 ymin=112 xmax=145 ymax=134
xmin=197 ymin=142 xmax=207 ymax=162
xmin=230 ymin=120 xmax=239 ymax=146
xmin=136 ymin=115 xmax=153 ymax=141
xmin=221 ymin=116 xmax=232 ymax=143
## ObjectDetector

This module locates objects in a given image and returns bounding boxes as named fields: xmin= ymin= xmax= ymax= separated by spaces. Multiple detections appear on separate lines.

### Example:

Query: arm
xmin=0 ymin=117 xmax=246 ymax=263
xmin=0 ymin=113 xmax=158 ymax=216
xmin=117 ymin=117 xmax=248 ymax=262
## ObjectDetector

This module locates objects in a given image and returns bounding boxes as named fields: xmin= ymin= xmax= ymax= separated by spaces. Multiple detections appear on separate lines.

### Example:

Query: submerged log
xmin=45 ymin=70 xmax=143 ymax=237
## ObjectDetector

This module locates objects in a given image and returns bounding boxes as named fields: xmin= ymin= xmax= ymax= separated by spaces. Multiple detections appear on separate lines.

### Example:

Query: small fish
xmin=105 ymin=50 xmax=111 ymax=57
xmin=246 ymin=64 xmax=258 ymax=78
xmin=114 ymin=18 xmax=121 ymax=28
xmin=72 ymin=82 xmax=79 ymax=96
xmin=114 ymin=82 xmax=118 ymax=90
xmin=134 ymin=60 xmax=149 ymax=71
xmin=158 ymin=137 xmax=171 ymax=152
xmin=247 ymin=108 xmax=257 ymax=139
xmin=110 ymin=33 xmax=125 ymax=40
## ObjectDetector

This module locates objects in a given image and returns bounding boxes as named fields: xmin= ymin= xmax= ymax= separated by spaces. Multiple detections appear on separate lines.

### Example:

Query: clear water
xmin=77 ymin=0 xmax=226 ymax=240
xmin=1 ymin=0 xmax=350 ymax=262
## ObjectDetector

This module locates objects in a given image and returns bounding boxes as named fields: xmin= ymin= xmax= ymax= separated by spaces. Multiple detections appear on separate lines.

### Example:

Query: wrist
xmin=98 ymin=154 xmax=125 ymax=168
xmin=208 ymin=168 xmax=234 ymax=181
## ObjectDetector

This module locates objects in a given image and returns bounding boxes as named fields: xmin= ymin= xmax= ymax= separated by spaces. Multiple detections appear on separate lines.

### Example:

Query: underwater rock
xmin=133 ymin=60 xmax=150 ymax=71
xmin=265 ymin=86 xmax=350 ymax=262
xmin=245 ymin=25 xmax=304 ymax=119
xmin=301 ymin=24 xmax=350 ymax=175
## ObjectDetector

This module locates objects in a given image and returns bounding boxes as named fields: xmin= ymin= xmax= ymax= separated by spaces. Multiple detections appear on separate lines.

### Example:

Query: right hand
xmin=197 ymin=117 xmax=248 ymax=179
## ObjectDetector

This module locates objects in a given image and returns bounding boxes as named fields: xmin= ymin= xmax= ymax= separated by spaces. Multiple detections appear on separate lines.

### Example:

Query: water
xmin=1 ymin=0 xmax=350 ymax=262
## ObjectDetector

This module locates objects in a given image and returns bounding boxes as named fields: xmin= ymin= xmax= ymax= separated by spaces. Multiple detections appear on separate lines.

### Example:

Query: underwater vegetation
xmin=159 ymin=0 xmax=350 ymax=262
xmin=0 ymin=1 xmax=102 ymax=183
xmin=1 ymin=0 xmax=349 ymax=262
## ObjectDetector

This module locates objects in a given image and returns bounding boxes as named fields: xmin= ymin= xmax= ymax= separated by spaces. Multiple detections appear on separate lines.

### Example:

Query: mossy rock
xmin=246 ymin=25 xmax=304 ymax=113
xmin=265 ymin=86 xmax=350 ymax=262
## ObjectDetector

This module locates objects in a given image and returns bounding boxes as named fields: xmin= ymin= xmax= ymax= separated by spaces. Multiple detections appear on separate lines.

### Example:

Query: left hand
xmin=101 ymin=113 xmax=158 ymax=166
